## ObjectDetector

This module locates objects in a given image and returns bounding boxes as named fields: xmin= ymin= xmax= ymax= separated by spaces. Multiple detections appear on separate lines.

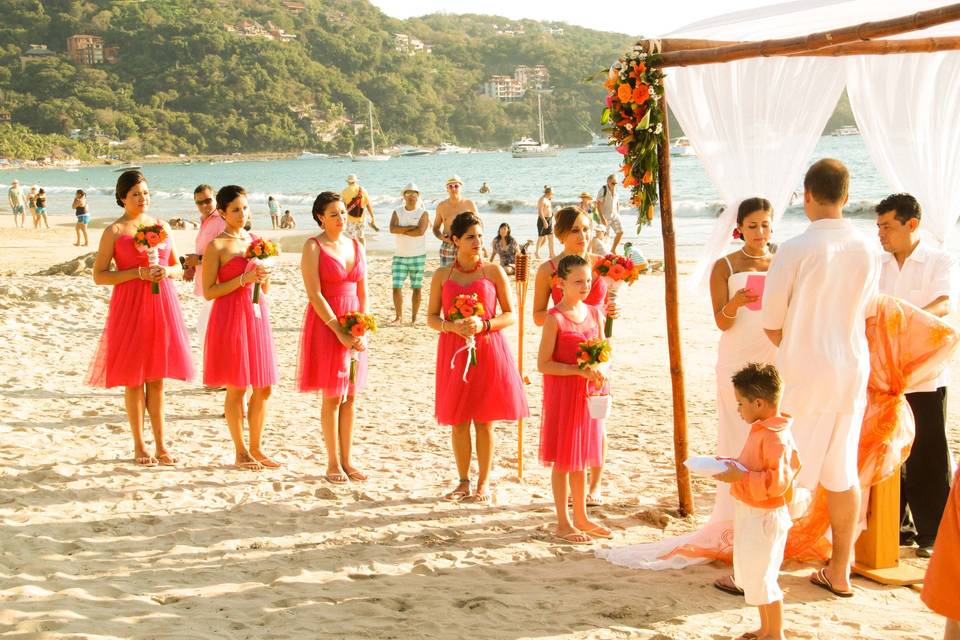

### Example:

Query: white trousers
xmin=733 ymin=502 xmax=792 ymax=606
xmin=197 ymin=297 xmax=214 ymax=349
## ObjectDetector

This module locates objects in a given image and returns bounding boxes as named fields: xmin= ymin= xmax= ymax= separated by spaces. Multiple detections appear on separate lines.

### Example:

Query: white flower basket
xmin=587 ymin=394 xmax=612 ymax=419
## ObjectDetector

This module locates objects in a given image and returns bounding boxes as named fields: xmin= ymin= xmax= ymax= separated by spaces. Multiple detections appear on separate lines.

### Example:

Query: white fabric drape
xmin=846 ymin=52 xmax=960 ymax=245
xmin=664 ymin=58 xmax=845 ymax=291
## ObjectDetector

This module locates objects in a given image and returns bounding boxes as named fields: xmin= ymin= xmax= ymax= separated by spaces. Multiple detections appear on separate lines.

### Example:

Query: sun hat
xmin=445 ymin=175 xmax=463 ymax=186
xmin=346 ymin=174 xmax=358 ymax=183
xmin=580 ymin=192 xmax=592 ymax=199
xmin=402 ymin=182 xmax=420 ymax=195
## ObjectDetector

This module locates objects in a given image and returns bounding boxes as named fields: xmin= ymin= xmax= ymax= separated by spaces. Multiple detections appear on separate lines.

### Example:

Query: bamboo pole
xmin=514 ymin=252 xmax=531 ymax=480
xmin=640 ymin=36 xmax=960 ymax=58
xmin=652 ymin=3 xmax=960 ymax=67
xmin=656 ymin=90 xmax=694 ymax=517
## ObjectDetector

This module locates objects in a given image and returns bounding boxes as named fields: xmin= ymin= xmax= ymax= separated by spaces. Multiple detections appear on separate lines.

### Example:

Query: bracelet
xmin=325 ymin=318 xmax=339 ymax=328
xmin=137 ymin=267 xmax=144 ymax=280
xmin=484 ymin=319 xmax=492 ymax=333
xmin=720 ymin=305 xmax=738 ymax=320
xmin=441 ymin=319 xmax=447 ymax=333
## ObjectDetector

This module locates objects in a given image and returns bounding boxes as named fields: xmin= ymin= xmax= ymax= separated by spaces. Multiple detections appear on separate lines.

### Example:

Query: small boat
xmin=113 ymin=165 xmax=142 ymax=172
xmin=298 ymin=151 xmax=329 ymax=160
xmin=579 ymin=133 xmax=615 ymax=154
xmin=352 ymin=101 xmax=390 ymax=162
xmin=512 ymin=93 xmax=559 ymax=158
xmin=670 ymin=137 xmax=696 ymax=157
xmin=434 ymin=142 xmax=472 ymax=154
xmin=398 ymin=146 xmax=432 ymax=157
xmin=831 ymin=125 xmax=860 ymax=137
xmin=65 ymin=167 xmax=80 ymax=172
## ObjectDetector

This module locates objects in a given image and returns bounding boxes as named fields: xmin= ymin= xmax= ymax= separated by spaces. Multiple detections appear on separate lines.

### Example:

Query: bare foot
xmin=389 ymin=317 xmax=402 ymax=326
xmin=252 ymin=452 xmax=281 ymax=469
xmin=443 ymin=479 xmax=470 ymax=501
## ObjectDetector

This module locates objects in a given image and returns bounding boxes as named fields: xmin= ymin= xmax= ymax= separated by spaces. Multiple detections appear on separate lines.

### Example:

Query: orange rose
xmin=623 ymin=175 xmax=638 ymax=187
xmin=617 ymin=82 xmax=633 ymax=104
xmin=350 ymin=323 xmax=365 ymax=336
xmin=609 ymin=263 xmax=627 ymax=280
xmin=461 ymin=305 xmax=474 ymax=317
xmin=632 ymin=83 xmax=650 ymax=105
xmin=642 ymin=170 xmax=653 ymax=184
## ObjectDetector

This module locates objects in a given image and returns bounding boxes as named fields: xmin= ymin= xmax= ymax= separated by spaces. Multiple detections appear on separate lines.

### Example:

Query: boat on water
xmin=352 ymin=101 xmax=391 ymax=162
xmin=512 ymin=93 xmax=558 ymax=158
xmin=831 ymin=125 xmax=860 ymax=137
xmin=434 ymin=142 xmax=471 ymax=154
xmin=398 ymin=146 xmax=432 ymax=157
xmin=670 ymin=136 xmax=696 ymax=157
xmin=579 ymin=133 xmax=615 ymax=154
xmin=113 ymin=165 xmax=142 ymax=172
xmin=298 ymin=151 xmax=329 ymax=160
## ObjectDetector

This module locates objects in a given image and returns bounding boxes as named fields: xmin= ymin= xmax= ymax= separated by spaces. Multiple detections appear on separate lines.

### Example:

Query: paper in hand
xmin=684 ymin=455 xmax=747 ymax=476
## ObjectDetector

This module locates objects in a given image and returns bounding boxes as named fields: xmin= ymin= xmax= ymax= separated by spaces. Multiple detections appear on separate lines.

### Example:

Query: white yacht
xmin=670 ymin=136 xmax=696 ymax=157
xmin=352 ymin=101 xmax=390 ymax=162
xmin=831 ymin=125 xmax=860 ymax=137
xmin=579 ymin=133 xmax=615 ymax=154
xmin=512 ymin=93 xmax=559 ymax=158
xmin=398 ymin=146 xmax=432 ymax=157
xmin=434 ymin=142 xmax=471 ymax=154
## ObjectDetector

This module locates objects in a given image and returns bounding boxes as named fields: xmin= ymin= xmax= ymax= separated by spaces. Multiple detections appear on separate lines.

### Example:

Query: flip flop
xmin=443 ymin=481 xmax=471 ymax=502
xmin=134 ymin=455 xmax=158 ymax=467
xmin=581 ymin=526 xmax=614 ymax=539
xmin=235 ymin=461 xmax=263 ymax=471
xmin=324 ymin=473 xmax=349 ymax=484
xmin=809 ymin=568 xmax=854 ymax=598
xmin=736 ymin=633 xmax=759 ymax=640
xmin=586 ymin=494 xmax=604 ymax=507
xmin=553 ymin=532 xmax=593 ymax=545
xmin=156 ymin=453 xmax=178 ymax=466
xmin=255 ymin=456 xmax=282 ymax=469
xmin=346 ymin=470 xmax=368 ymax=481
xmin=713 ymin=575 xmax=745 ymax=596
xmin=463 ymin=492 xmax=490 ymax=504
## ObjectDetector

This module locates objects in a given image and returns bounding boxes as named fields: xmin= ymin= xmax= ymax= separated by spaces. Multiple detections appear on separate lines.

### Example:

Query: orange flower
xmin=630 ymin=62 xmax=647 ymax=78
xmin=632 ymin=83 xmax=650 ymax=105
xmin=623 ymin=175 xmax=638 ymax=187
xmin=647 ymin=204 xmax=655 ymax=221
xmin=617 ymin=82 xmax=633 ymax=104
xmin=350 ymin=323 xmax=365 ymax=336
xmin=620 ymin=163 xmax=632 ymax=176
xmin=604 ymin=77 xmax=617 ymax=91
xmin=609 ymin=263 xmax=627 ymax=280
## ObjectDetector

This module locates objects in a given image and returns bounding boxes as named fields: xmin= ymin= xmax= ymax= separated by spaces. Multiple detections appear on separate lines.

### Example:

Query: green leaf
xmin=637 ymin=110 xmax=651 ymax=130
xmin=600 ymin=108 xmax=611 ymax=125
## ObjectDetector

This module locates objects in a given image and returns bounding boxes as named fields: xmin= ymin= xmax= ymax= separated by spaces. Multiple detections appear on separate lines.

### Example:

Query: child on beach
xmin=537 ymin=254 xmax=612 ymax=543
xmin=715 ymin=362 xmax=801 ymax=640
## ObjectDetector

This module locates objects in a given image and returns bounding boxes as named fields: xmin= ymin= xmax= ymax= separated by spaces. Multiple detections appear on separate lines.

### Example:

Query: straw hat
xmin=579 ymin=192 xmax=592 ymax=199
xmin=402 ymin=182 xmax=420 ymax=195
xmin=445 ymin=175 xmax=463 ymax=186
xmin=346 ymin=174 xmax=358 ymax=184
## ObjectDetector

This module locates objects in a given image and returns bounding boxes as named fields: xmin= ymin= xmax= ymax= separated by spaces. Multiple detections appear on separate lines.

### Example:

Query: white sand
xmin=0 ymin=215 xmax=955 ymax=639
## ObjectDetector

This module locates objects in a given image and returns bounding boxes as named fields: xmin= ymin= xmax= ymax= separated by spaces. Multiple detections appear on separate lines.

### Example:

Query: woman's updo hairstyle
xmin=556 ymin=254 xmax=589 ymax=279
xmin=450 ymin=211 xmax=482 ymax=240
xmin=115 ymin=170 xmax=146 ymax=207
xmin=543 ymin=185 xmax=552 ymax=195
xmin=215 ymin=185 xmax=246 ymax=212
xmin=311 ymin=191 xmax=341 ymax=226
xmin=553 ymin=206 xmax=589 ymax=240
xmin=736 ymin=197 xmax=773 ymax=226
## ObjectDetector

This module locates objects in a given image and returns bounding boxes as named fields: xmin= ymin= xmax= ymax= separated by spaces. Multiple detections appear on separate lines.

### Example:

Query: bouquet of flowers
xmin=577 ymin=336 xmax=613 ymax=419
xmin=447 ymin=292 xmax=486 ymax=380
xmin=244 ymin=238 xmax=280 ymax=306
xmin=339 ymin=312 xmax=377 ymax=383
xmin=594 ymin=253 xmax=641 ymax=337
xmin=133 ymin=223 xmax=168 ymax=294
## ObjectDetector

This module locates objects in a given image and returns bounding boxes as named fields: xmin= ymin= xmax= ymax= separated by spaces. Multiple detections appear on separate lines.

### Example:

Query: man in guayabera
xmin=432 ymin=175 xmax=478 ymax=267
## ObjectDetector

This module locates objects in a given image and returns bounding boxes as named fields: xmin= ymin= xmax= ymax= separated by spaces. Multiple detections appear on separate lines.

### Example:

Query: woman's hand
xmin=252 ymin=263 xmax=268 ymax=284
xmin=606 ymin=301 xmax=621 ymax=319
xmin=148 ymin=265 xmax=168 ymax=282
xmin=455 ymin=316 xmax=483 ymax=337
xmin=335 ymin=327 xmax=364 ymax=351
xmin=728 ymin=287 xmax=759 ymax=310
xmin=580 ymin=366 xmax=605 ymax=385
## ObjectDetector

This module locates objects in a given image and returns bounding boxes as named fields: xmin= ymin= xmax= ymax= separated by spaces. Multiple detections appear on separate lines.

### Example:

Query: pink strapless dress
xmin=203 ymin=256 xmax=279 ymax=388
xmin=539 ymin=305 xmax=606 ymax=471
xmin=297 ymin=238 xmax=368 ymax=397
xmin=549 ymin=257 xmax=608 ymax=306
xmin=87 ymin=235 xmax=193 ymax=387
xmin=435 ymin=276 xmax=529 ymax=425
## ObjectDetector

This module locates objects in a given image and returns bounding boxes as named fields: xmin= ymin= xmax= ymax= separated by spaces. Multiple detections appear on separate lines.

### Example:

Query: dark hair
xmin=311 ymin=191 xmax=341 ymax=226
xmin=216 ymin=185 xmax=246 ymax=212
xmin=115 ymin=170 xmax=146 ymax=207
xmin=268 ymin=195 xmax=275 ymax=201
xmin=804 ymin=158 xmax=849 ymax=205
xmin=450 ymin=211 xmax=482 ymax=239
xmin=194 ymin=183 xmax=214 ymax=195
xmin=737 ymin=197 xmax=773 ymax=227
xmin=543 ymin=185 xmax=552 ymax=195
xmin=496 ymin=222 xmax=515 ymax=246
xmin=38 ymin=188 xmax=45 ymax=194
xmin=556 ymin=254 xmax=589 ymax=279
xmin=554 ymin=206 xmax=590 ymax=240
xmin=876 ymin=193 xmax=921 ymax=225
xmin=76 ymin=189 xmax=85 ymax=196
xmin=731 ymin=362 xmax=782 ymax=405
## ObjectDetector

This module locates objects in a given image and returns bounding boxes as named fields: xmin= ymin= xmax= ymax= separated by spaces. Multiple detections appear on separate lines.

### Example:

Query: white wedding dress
xmin=598 ymin=259 xmax=776 ymax=569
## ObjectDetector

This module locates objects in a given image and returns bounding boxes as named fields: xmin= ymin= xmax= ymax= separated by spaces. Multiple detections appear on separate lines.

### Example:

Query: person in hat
xmin=389 ymin=183 xmax=429 ymax=324
xmin=432 ymin=175 xmax=478 ymax=267
xmin=579 ymin=191 xmax=600 ymax=226
xmin=7 ymin=179 xmax=26 ymax=227
xmin=340 ymin=174 xmax=379 ymax=245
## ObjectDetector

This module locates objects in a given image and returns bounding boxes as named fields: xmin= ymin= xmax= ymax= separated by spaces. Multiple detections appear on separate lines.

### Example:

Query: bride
xmin=598 ymin=197 xmax=776 ymax=580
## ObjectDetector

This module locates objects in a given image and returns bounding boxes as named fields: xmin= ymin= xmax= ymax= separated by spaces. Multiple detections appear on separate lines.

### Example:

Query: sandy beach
xmin=0 ymin=214 xmax=956 ymax=639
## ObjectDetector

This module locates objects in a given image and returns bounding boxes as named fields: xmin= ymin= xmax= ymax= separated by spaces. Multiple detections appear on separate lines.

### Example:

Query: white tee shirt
xmin=879 ymin=238 xmax=958 ymax=392
xmin=596 ymin=185 xmax=621 ymax=221
xmin=393 ymin=206 xmax=427 ymax=257
xmin=762 ymin=218 xmax=881 ymax=415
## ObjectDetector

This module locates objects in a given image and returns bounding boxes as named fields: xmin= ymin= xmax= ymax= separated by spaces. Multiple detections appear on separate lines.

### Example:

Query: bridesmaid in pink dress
xmin=427 ymin=212 xmax=529 ymax=503
xmin=532 ymin=206 xmax=618 ymax=506
xmin=538 ymin=254 xmax=612 ymax=543
xmin=297 ymin=192 xmax=369 ymax=484
xmin=88 ymin=170 xmax=193 ymax=466
xmin=202 ymin=185 xmax=280 ymax=471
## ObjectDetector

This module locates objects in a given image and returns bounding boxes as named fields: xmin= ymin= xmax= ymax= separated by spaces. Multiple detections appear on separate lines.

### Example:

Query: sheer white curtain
xmin=846 ymin=52 xmax=960 ymax=244
xmin=664 ymin=58 xmax=846 ymax=292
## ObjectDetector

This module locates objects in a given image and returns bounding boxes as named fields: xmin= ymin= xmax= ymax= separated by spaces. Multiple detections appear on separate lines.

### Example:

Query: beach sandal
xmin=553 ymin=531 xmax=593 ymax=545
xmin=443 ymin=479 xmax=471 ymax=501
xmin=735 ymin=633 xmax=759 ymax=640
xmin=156 ymin=453 xmax=178 ymax=466
xmin=235 ymin=460 xmax=263 ymax=471
xmin=713 ymin=575 xmax=744 ymax=596
xmin=323 ymin=472 xmax=349 ymax=484
xmin=254 ymin=455 xmax=281 ymax=469
xmin=581 ymin=525 xmax=613 ymax=540
xmin=810 ymin=568 xmax=854 ymax=598
xmin=346 ymin=470 xmax=368 ymax=482
xmin=464 ymin=491 xmax=490 ymax=504
xmin=134 ymin=454 xmax=158 ymax=467
xmin=586 ymin=494 xmax=604 ymax=507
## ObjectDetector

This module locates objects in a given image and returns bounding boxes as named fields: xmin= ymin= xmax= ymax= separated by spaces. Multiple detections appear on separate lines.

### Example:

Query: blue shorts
xmin=76 ymin=214 xmax=90 ymax=224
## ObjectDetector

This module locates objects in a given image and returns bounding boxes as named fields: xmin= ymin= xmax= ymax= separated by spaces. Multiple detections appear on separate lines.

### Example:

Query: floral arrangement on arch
xmin=601 ymin=44 xmax=665 ymax=228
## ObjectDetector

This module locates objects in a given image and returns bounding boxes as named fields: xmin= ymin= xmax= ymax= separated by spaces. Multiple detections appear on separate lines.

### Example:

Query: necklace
xmin=740 ymin=246 xmax=769 ymax=259
xmin=454 ymin=257 xmax=483 ymax=273
xmin=223 ymin=230 xmax=246 ymax=240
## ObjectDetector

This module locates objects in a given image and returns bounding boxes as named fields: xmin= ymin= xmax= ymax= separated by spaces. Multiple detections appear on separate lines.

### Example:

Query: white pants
xmin=792 ymin=409 xmax=863 ymax=492
xmin=197 ymin=297 xmax=214 ymax=349
xmin=733 ymin=502 xmax=792 ymax=606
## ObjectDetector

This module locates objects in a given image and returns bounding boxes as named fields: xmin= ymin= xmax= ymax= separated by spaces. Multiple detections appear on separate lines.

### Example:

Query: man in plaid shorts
xmin=390 ymin=183 xmax=429 ymax=324
xmin=432 ymin=175 xmax=477 ymax=266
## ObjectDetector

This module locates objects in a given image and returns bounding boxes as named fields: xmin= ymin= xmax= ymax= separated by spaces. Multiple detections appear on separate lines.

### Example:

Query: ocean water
xmin=4 ymin=136 xmax=953 ymax=259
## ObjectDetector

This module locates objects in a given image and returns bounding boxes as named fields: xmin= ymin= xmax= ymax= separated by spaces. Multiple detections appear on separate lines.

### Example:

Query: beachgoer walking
xmin=268 ymin=195 xmax=280 ymax=229
xmin=389 ymin=183 xmax=429 ymax=325
xmin=35 ymin=188 xmax=49 ymax=229
xmin=340 ymin=175 xmax=379 ymax=245
xmin=27 ymin=185 xmax=38 ymax=228
xmin=535 ymin=186 xmax=555 ymax=259
xmin=7 ymin=179 xmax=25 ymax=227
xmin=432 ymin=175 xmax=478 ymax=267
xmin=73 ymin=189 xmax=89 ymax=246
xmin=596 ymin=175 xmax=624 ymax=253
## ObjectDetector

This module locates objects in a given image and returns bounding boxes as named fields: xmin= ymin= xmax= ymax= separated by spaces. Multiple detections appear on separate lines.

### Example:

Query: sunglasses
xmin=447 ymin=184 xmax=461 ymax=189
xmin=195 ymin=197 xmax=213 ymax=206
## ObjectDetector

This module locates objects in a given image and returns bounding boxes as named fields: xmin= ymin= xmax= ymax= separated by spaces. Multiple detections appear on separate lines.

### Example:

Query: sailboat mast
xmin=368 ymin=101 xmax=375 ymax=155
xmin=537 ymin=93 xmax=545 ymax=144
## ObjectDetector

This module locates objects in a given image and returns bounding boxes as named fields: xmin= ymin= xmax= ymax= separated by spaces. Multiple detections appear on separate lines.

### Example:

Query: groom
xmin=762 ymin=159 xmax=880 ymax=596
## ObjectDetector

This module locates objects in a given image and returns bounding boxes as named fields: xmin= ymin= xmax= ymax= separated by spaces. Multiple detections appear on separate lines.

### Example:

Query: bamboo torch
xmin=514 ymin=250 xmax=531 ymax=480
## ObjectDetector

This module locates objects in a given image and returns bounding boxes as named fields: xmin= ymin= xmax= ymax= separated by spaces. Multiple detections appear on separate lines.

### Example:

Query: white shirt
xmin=392 ymin=206 xmax=427 ymax=257
xmin=762 ymin=218 xmax=881 ymax=415
xmin=879 ymin=238 xmax=958 ymax=392
xmin=596 ymin=185 xmax=621 ymax=220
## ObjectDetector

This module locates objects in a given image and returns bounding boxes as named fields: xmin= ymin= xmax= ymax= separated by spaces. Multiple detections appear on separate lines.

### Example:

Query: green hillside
xmin=0 ymin=0 xmax=634 ymax=158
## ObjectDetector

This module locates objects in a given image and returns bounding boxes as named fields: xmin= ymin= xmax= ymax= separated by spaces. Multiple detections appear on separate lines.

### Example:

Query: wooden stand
xmin=514 ymin=253 xmax=530 ymax=480
xmin=852 ymin=466 xmax=925 ymax=585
